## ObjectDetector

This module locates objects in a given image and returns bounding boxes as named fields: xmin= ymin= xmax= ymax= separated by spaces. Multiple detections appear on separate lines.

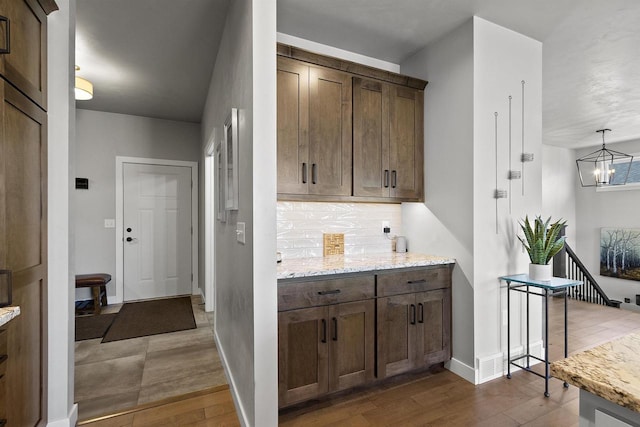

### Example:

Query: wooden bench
xmin=75 ymin=273 xmax=111 ymax=315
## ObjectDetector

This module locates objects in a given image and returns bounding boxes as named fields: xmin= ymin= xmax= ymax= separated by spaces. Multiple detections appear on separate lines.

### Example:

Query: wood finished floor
xmin=79 ymin=297 xmax=640 ymax=426
xmin=75 ymin=295 xmax=227 ymax=422
xmin=279 ymin=298 xmax=640 ymax=426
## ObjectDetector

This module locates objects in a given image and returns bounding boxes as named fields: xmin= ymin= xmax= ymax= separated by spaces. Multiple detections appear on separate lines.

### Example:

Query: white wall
xmin=575 ymin=139 xmax=640 ymax=312
xmin=201 ymin=0 xmax=277 ymax=424
xmin=472 ymin=16 xmax=542 ymax=372
xmin=400 ymin=20 xmax=476 ymax=377
xmin=74 ymin=110 xmax=200 ymax=300
xmin=542 ymin=144 xmax=576 ymax=247
xmin=401 ymin=17 xmax=543 ymax=384
xmin=47 ymin=0 xmax=77 ymax=425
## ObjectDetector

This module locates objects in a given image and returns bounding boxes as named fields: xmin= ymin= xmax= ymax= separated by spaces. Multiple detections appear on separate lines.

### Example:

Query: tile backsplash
xmin=277 ymin=202 xmax=403 ymax=259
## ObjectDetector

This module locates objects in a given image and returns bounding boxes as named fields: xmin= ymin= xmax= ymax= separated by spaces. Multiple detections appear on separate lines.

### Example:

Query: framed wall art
xmin=600 ymin=227 xmax=640 ymax=281
xmin=224 ymin=108 xmax=239 ymax=210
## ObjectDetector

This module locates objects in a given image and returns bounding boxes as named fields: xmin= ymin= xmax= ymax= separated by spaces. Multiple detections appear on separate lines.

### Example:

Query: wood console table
xmin=499 ymin=274 xmax=582 ymax=397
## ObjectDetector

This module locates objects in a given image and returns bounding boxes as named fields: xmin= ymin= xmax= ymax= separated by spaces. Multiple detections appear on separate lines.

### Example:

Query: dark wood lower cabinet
xmin=278 ymin=300 xmax=375 ymax=407
xmin=377 ymin=288 xmax=451 ymax=379
xmin=278 ymin=265 xmax=452 ymax=408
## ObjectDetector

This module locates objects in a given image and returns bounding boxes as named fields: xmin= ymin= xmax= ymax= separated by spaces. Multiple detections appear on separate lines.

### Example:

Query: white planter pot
xmin=529 ymin=263 xmax=552 ymax=281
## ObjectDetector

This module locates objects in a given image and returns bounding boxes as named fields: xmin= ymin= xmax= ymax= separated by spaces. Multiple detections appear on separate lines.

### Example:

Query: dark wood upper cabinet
xmin=353 ymin=77 xmax=424 ymax=201
xmin=0 ymin=0 xmax=57 ymax=110
xmin=277 ymin=45 xmax=426 ymax=203
xmin=277 ymin=57 xmax=352 ymax=198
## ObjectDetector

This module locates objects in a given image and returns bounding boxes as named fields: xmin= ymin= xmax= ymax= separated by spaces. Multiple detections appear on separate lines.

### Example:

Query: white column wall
xmin=47 ymin=0 xmax=77 ymax=425
xmin=472 ymin=16 xmax=543 ymax=376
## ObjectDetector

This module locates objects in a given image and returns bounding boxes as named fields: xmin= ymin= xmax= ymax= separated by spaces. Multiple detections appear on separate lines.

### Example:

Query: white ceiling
xmin=76 ymin=0 xmax=640 ymax=148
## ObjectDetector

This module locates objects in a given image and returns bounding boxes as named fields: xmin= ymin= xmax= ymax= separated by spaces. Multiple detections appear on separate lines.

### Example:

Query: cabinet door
xmin=353 ymin=77 xmax=390 ymax=197
xmin=308 ymin=65 xmax=352 ymax=196
xmin=0 ymin=0 xmax=50 ymax=109
xmin=277 ymin=57 xmax=309 ymax=195
xmin=328 ymin=299 xmax=375 ymax=392
xmin=389 ymin=85 xmax=423 ymax=200
xmin=416 ymin=289 xmax=451 ymax=367
xmin=278 ymin=306 xmax=328 ymax=407
xmin=0 ymin=81 xmax=47 ymax=427
xmin=377 ymin=294 xmax=416 ymax=378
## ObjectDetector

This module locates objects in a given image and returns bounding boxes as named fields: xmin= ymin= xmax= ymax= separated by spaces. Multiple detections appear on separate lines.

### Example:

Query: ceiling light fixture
xmin=576 ymin=129 xmax=633 ymax=187
xmin=74 ymin=65 xmax=93 ymax=100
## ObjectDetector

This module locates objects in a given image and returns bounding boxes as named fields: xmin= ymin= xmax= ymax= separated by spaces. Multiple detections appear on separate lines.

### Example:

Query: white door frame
xmin=115 ymin=156 xmax=199 ymax=304
xmin=204 ymin=135 xmax=216 ymax=312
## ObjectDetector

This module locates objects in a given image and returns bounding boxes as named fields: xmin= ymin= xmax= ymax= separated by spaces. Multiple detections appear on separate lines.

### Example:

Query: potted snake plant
xmin=518 ymin=215 xmax=566 ymax=281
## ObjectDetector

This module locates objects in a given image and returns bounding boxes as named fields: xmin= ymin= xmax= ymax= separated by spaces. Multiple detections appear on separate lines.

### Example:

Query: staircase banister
xmin=564 ymin=243 xmax=613 ymax=306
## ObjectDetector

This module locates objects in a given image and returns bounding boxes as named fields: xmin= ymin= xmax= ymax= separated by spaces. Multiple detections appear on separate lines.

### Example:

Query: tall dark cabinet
xmin=0 ymin=0 xmax=57 ymax=425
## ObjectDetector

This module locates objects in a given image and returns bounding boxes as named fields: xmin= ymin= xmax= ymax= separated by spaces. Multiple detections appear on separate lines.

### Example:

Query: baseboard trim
xmin=47 ymin=403 xmax=78 ymax=427
xmin=476 ymin=340 xmax=545 ymax=384
xmin=445 ymin=357 xmax=476 ymax=384
xmin=215 ymin=330 xmax=250 ymax=427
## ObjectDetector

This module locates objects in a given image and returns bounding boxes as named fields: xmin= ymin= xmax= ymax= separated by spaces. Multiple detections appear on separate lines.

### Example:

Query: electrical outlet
xmin=104 ymin=219 xmax=115 ymax=228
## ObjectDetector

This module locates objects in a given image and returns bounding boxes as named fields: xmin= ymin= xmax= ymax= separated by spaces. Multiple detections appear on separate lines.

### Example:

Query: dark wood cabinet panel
xmin=0 ymin=65 xmax=48 ymax=427
xmin=377 ymin=266 xmax=450 ymax=297
xmin=277 ymin=57 xmax=352 ymax=198
xmin=416 ymin=289 xmax=451 ymax=367
xmin=353 ymin=78 xmax=389 ymax=198
xmin=376 ymin=293 xmax=415 ymax=378
xmin=278 ymin=275 xmax=374 ymax=311
xmin=389 ymin=85 xmax=424 ymax=200
xmin=277 ymin=59 xmax=309 ymax=195
xmin=353 ymin=78 xmax=424 ymax=201
xmin=278 ymin=306 xmax=328 ymax=406
xmin=0 ymin=0 xmax=56 ymax=109
xmin=328 ymin=299 xmax=374 ymax=392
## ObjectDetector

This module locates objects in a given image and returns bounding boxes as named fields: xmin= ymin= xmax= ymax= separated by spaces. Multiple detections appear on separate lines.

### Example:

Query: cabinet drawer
xmin=278 ymin=275 xmax=375 ymax=311
xmin=377 ymin=266 xmax=451 ymax=297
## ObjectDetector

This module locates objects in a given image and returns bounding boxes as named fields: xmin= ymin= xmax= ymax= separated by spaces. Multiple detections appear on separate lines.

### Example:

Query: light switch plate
xmin=236 ymin=222 xmax=246 ymax=244
xmin=104 ymin=219 xmax=115 ymax=228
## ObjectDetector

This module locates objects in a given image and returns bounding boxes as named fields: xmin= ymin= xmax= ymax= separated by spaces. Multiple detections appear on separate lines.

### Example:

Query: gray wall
xmin=575 ymin=138 xmax=640 ymax=312
xmin=542 ymin=144 xmax=577 ymax=246
xmin=200 ymin=0 xmax=278 ymax=424
xmin=74 ymin=109 xmax=201 ymax=300
xmin=401 ymin=20 xmax=476 ymax=371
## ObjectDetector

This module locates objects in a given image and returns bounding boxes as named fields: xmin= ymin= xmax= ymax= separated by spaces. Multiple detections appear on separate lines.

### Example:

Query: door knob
xmin=126 ymin=227 xmax=132 ymax=232
xmin=126 ymin=237 xmax=133 ymax=242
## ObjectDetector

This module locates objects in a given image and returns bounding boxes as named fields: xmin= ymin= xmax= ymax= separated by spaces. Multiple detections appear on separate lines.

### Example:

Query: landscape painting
xmin=600 ymin=228 xmax=640 ymax=281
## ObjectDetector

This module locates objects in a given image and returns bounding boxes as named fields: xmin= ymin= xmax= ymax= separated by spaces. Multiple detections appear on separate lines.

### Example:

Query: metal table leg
xmin=563 ymin=289 xmax=569 ymax=388
xmin=507 ymin=280 xmax=511 ymax=379
xmin=544 ymin=288 xmax=550 ymax=397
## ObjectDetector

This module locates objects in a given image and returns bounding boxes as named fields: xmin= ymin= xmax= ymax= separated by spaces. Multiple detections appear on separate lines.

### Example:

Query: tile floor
xmin=75 ymin=295 xmax=226 ymax=421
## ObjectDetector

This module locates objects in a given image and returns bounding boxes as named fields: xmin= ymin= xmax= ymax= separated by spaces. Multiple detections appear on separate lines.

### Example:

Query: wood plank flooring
xmin=279 ymin=298 xmax=640 ymax=426
xmin=78 ymin=386 xmax=239 ymax=427
xmin=80 ymin=298 xmax=640 ymax=426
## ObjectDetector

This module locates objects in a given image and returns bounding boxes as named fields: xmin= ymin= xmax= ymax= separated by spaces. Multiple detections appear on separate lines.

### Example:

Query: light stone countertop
xmin=550 ymin=332 xmax=640 ymax=413
xmin=277 ymin=252 xmax=455 ymax=280
xmin=0 ymin=306 xmax=20 ymax=327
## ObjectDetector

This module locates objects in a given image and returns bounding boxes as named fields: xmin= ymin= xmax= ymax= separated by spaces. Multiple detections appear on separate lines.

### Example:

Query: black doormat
xmin=102 ymin=296 xmax=196 ymax=343
xmin=75 ymin=313 xmax=117 ymax=341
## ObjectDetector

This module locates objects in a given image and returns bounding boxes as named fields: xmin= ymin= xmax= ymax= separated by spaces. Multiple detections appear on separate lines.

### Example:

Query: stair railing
xmin=553 ymin=238 xmax=619 ymax=308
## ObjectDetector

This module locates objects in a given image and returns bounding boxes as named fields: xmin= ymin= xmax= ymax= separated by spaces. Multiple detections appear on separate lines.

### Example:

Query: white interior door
xmin=123 ymin=163 xmax=192 ymax=301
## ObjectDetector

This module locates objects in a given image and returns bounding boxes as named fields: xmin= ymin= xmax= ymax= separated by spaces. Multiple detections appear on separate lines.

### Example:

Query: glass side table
xmin=499 ymin=274 xmax=582 ymax=397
